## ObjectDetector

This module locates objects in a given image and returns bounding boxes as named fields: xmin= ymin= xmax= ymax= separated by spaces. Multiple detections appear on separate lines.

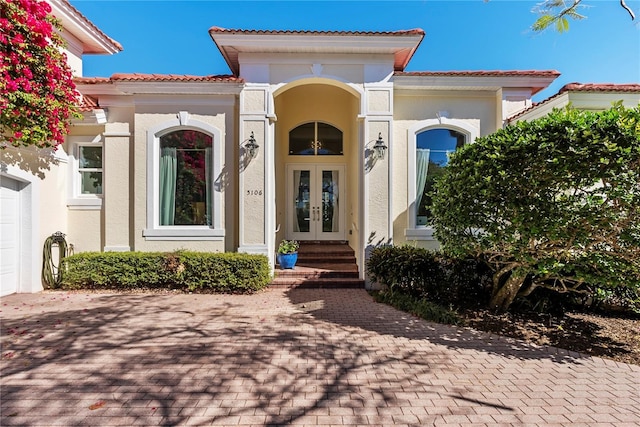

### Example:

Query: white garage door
xmin=1 ymin=176 xmax=21 ymax=296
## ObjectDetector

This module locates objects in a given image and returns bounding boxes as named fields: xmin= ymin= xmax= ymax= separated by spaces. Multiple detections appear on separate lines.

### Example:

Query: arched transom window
xmin=289 ymin=122 xmax=343 ymax=155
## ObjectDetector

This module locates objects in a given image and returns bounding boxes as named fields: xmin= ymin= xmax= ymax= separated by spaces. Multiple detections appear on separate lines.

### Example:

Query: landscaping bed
xmin=459 ymin=308 xmax=640 ymax=365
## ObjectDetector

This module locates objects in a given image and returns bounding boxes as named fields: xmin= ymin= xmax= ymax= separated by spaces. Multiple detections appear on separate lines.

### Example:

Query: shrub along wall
xmin=366 ymin=245 xmax=491 ymax=307
xmin=60 ymin=251 xmax=272 ymax=293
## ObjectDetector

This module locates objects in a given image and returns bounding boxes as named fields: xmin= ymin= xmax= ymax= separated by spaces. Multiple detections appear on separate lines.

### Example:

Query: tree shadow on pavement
xmin=1 ymin=291 xmax=490 ymax=426
xmin=285 ymin=288 xmax=591 ymax=365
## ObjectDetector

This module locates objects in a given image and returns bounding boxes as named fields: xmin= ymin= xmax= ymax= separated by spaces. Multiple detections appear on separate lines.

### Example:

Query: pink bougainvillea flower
xmin=0 ymin=0 xmax=80 ymax=149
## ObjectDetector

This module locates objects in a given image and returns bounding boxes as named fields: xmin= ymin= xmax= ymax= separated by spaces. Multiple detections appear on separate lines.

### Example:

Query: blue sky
xmin=73 ymin=0 xmax=639 ymax=102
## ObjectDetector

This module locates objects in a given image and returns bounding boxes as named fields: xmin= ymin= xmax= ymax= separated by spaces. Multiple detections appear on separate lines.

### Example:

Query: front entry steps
xmin=270 ymin=241 xmax=365 ymax=288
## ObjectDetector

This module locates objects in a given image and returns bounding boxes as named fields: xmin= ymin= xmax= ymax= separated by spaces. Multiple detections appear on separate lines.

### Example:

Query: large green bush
xmin=431 ymin=104 xmax=640 ymax=312
xmin=61 ymin=251 xmax=272 ymax=293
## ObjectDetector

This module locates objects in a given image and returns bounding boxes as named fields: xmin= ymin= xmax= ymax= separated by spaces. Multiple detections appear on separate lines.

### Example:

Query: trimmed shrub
xmin=61 ymin=251 xmax=272 ymax=293
xmin=366 ymin=245 xmax=490 ymax=306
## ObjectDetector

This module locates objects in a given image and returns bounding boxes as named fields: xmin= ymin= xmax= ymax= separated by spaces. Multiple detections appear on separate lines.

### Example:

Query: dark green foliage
xmin=366 ymin=245 xmax=491 ymax=306
xmin=61 ymin=251 xmax=272 ymax=293
xmin=370 ymin=290 xmax=461 ymax=325
xmin=591 ymin=286 xmax=640 ymax=315
xmin=430 ymin=104 xmax=640 ymax=312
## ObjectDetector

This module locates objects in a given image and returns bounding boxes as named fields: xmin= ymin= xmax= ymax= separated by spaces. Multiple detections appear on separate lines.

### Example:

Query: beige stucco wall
xmin=67 ymin=209 xmax=102 ymax=252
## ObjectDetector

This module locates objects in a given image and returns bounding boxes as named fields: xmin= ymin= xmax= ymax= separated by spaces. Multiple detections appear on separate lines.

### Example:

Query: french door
xmin=287 ymin=164 xmax=345 ymax=241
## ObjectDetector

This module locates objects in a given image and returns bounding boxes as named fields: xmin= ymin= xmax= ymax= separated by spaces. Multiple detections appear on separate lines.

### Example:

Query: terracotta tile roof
xmin=76 ymin=93 xmax=99 ymax=111
xmin=74 ymin=76 xmax=112 ymax=84
xmin=208 ymin=27 xmax=425 ymax=36
xmin=395 ymin=70 xmax=561 ymax=78
xmin=75 ymin=73 xmax=243 ymax=83
xmin=56 ymin=0 xmax=123 ymax=52
xmin=558 ymin=82 xmax=640 ymax=93
xmin=508 ymin=82 xmax=640 ymax=122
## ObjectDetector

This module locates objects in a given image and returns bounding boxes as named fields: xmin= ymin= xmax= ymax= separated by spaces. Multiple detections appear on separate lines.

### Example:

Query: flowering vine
xmin=1 ymin=0 xmax=80 ymax=149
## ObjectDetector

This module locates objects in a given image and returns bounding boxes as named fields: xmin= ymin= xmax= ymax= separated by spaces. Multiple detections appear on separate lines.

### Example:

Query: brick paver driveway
xmin=1 ymin=289 xmax=639 ymax=426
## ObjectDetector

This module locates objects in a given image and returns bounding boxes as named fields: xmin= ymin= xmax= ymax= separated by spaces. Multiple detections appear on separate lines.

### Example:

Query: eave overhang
xmin=49 ymin=0 xmax=122 ymax=54
xmin=208 ymin=28 xmax=425 ymax=76
xmin=74 ymin=74 xmax=245 ymax=96
xmin=393 ymin=70 xmax=561 ymax=95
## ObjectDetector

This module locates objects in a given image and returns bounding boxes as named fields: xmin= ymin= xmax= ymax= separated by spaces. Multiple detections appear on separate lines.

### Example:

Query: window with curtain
xmin=289 ymin=122 xmax=343 ymax=155
xmin=159 ymin=130 xmax=213 ymax=226
xmin=416 ymin=129 xmax=465 ymax=226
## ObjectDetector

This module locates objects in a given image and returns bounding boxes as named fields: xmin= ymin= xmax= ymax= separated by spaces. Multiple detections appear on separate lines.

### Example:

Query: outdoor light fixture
xmin=245 ymin=131 xmax=259 ymax=158
xmin=373 ymin=132 xmax=387 ymax=160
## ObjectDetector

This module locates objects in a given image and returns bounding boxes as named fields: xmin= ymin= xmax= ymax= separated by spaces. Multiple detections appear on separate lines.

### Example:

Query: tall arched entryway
xmin=273 ymin=82 xmax=361 ymax=251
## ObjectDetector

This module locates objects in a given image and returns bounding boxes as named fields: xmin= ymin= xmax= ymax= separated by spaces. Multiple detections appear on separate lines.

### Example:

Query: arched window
xmin=159 ymin=130 xmax=213 ymax=226
xmin=144 ymin=117 xmax=224 ymax=240
xmin=406 ymin=119 xmax=479 ymax=240
xmin=289 ymin=122 xmax=343 ymax=155
xmin=415 ymin=129 xmax=465 ymax=225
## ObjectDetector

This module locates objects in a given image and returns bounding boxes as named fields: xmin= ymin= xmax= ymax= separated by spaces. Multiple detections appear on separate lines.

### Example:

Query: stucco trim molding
xmin=144 ymin=116 xmax=224 ymax=240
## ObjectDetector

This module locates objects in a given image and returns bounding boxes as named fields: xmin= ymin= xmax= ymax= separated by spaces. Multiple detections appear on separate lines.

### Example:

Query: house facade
xmin=2 ymin=1 xmax=637 ymax=296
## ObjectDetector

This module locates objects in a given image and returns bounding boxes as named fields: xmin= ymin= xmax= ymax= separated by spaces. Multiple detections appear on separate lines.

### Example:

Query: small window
xmin=289 ymin=122 xmax=343 ymax=155
xmin=78 ymin=145 xmax=103 ymax=195
xmin=415 ymin=129 xmax=465 ymax=225
xmin=159 ymin=130 xmax=213 ymax=226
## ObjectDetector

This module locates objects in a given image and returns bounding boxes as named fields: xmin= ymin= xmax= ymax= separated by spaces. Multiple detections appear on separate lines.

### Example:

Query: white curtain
xmin=331 ymin=170 xmax=339 ymax=232
xmin=415 ymin=148 xmax=430 ymax=219
xmin=159 ymin=147 xmax=177 ymax=225
xmin=205 ymin=147 xmax=212 ymax=226
xmin=293 ymin=170 xmax=301 ymax=232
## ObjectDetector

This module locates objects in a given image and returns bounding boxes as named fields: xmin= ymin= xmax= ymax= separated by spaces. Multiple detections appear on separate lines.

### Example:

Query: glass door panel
xmin=288 ymin=165 xmax=344 ymax=241
xmin=293 ymin=170 xmax=310 ymax=233
xmin=321 ymin=170 xmax=338 ymax=233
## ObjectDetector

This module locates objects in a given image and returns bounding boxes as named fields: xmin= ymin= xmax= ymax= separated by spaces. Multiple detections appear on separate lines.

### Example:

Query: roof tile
xmin=559 ymin=82 xmax=640 ymax=93
xmin=74 ymin=74 xmax=243 ymax=84
xmin=208 ymin=27 xmax=425 ymax=36
xmin=395 ymin=70 xmax=561 ymax=78
xmin=76 ymin=93 xmax=99 ymax=111
xmin=508 ymin=82 xmax=640 ymax=122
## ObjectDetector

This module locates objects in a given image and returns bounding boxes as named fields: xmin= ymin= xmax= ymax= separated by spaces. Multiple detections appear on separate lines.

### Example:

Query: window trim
xmin=143 ymin=118 xmax=224 ymax=241
xmin=67 ymin=137 xmax=103 ymax=210
xmin=405 ymin=118 xmax=479 ymax=240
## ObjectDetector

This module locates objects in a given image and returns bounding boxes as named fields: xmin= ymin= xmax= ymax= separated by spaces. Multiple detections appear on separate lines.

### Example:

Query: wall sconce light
xmin=245 ymin=131 xmax=259 ymax=158
xmin=373 ymin=132 xmax=387 ymax=160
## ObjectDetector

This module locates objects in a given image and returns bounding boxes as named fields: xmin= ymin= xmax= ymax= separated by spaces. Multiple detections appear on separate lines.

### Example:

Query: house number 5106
xmin=247 ymin=190 xmax=263 ymax=196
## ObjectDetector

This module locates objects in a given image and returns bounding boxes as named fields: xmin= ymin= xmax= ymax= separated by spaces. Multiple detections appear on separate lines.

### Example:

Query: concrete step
xmin=269 ymin=277 xmax=365 ymax=289
xmin=274 ymin=265 xmax=359 ymax=279
xmin=271 ymin=242 xmax=364 ymax=289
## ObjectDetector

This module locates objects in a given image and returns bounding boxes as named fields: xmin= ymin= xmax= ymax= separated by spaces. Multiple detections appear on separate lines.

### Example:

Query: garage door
xmin=1 ymin=176 xmax=20 ymax=296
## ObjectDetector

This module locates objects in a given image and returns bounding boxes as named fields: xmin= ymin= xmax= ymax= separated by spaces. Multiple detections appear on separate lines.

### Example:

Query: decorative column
xmin=363 ymin=85 xmax=393 ymax=289
xmin=103 ymin=122 xmax=131 ymax=251
xmin=238 ymin=84 xmax=275 ymax=266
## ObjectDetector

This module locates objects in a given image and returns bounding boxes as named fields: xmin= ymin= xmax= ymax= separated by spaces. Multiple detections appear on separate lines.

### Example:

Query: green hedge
xmin=60 ymin=251 xmax=272 ymax=293
xmin=366 ymin=245 xmax=491 ymax=306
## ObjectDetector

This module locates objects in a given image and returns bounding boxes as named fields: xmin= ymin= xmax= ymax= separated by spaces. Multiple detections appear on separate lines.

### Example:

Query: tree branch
xmin=620 ymin=0 xmax=636 ymax=20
